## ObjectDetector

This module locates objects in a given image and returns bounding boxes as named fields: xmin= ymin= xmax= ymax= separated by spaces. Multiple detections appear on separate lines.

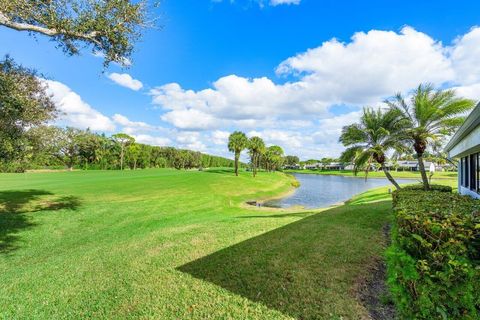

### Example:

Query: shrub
xmin=401 ymin=184 xmax=453 ymax=193
xmin=392 ymin=184 xmax=453 ymax=207
xmin=387 ymin=189 xmax=480 ymax=319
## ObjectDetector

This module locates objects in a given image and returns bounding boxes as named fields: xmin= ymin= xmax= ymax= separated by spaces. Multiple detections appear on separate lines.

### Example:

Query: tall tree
xmin=386 ymin=84 xmax=475 ymax=190
xmin=126 ymin=143 xmax=141 ymax=170
xmin=112 ymin=133 xmax=134 ymax=170
xmin=264 ymin=145 xmax=284 ymax=172
xmin=77 ymin=129 xmax=102 ymax=169
xmin=0 ymin=56 xmax=57 ymax=171
xmin=339 ymin=107 xmax=407 ymax=190
xmin=35 ymin=127 xmax=84 ymax=171
xmin=0 ymin=0 xmax=150 ymax=66
xmin=228 ymin=131 xmax=248 ymax=176
xmin=284 ymin=155 xmax=300 ymax=166
xmin=248 ymin=136 xmax=265 ymax=177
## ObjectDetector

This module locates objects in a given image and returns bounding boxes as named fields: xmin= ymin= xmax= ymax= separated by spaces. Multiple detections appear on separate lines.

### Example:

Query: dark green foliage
xmin=387 ymin=189 xmax=480 ymax=319
xmin=284 ymin=155 xmax=299 ymax=166
xmin=400 ymin=184 xmax=453 ymax=192
xmin=392 ymin=184 xmax=453 ymax=206
xmin=0 ymin=57 xmax=56 ymax=170
xmin=262 ymin=145 xmax=284 ymax=172
xmin=5 ymin=126 xmax=236 ymax=172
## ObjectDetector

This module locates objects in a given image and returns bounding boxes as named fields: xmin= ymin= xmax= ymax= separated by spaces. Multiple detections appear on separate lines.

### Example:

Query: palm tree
xmin=264 ymin=145 xmax=284 ymax=172
xmin=248 ymin=136 xmax=265 ymax=177
xmin=386 ymin=84 xmax=475 ymax=190
xmin=339 ymin=107 xmax=407 ymax=190
xmin=228 ymin=131 xmax=248 ymax=176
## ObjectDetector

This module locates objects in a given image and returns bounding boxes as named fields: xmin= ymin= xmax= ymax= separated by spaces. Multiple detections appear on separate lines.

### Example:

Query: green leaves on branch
xmin=0 ymin=56 xmax=57 ymax=170
xmin=0 ymin=0 xmax=152 ymax=66
xmin=339 ymin=107 xmax=406 ymax=189
xmin=385 ymin=83 xmax=476 ymax=190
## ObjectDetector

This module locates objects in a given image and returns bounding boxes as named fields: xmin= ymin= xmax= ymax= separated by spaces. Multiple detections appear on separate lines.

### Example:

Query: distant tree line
xmin=2 ymin=126 xmax=236 ymax=173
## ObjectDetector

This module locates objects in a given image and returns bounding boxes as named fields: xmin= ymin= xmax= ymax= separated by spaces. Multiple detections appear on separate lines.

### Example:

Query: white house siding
xmin=446 ymin=103 xmax=480 ymax=199
xmin=448 ymin=125 xmax=480 ymax=159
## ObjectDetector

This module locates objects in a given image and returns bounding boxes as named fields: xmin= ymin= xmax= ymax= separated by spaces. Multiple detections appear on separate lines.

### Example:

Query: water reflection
xmin=263 ymin=173 xmax=414 ymax=209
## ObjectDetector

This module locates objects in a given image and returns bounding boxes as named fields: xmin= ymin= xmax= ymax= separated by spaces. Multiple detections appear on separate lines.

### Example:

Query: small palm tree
xmin=228 ymin=131 xmax=248 ymax=176
xmin=248 ymin=136 xmax=265 ymax=177
xmin=340 ymin=107 xmax=407 ymax=190
xmin=386 ymin=83 xmax=476 ymax=190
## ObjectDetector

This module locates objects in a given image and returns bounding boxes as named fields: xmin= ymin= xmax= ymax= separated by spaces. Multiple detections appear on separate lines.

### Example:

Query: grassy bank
xmin=0 ymin=168 xmax=405 ymax=318
xmin=285 ymin=169 xmax=457 ymax=180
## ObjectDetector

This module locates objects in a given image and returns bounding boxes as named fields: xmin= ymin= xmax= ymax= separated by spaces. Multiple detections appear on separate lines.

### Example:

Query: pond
xmin=263 ymin=173 xmax=414 ymax=209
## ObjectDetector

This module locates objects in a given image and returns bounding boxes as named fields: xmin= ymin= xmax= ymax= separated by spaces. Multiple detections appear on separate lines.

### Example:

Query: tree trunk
xmin=120 ymin=146 xmax=124 ymax=170
xmin=416 ymin=153 xmax=430 ymax=190
xmin=234 ymin=152 xmax=239 ymax=176
xmin=382 ymin=166 xmax=401 ymax=190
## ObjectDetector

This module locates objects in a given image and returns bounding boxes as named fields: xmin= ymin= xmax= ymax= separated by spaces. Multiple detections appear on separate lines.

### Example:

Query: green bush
xmin=401 ymin=184 xmax=453 ymax=192
xmin=387 ymin=189 xmax=480 ymax=319
xmin=392 ymin=184 xmax=453 ymax=207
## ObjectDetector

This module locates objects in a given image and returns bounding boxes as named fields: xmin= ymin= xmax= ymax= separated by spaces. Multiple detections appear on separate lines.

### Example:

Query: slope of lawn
xmin=1 ymin=168 xmax=403 ymax=319
xmin=285 ymin=169 xmax=457 ymax=180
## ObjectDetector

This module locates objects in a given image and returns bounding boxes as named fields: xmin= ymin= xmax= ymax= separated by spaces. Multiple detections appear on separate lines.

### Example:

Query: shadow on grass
xmin=0 ymin=190 xmax=81 ymax=254
xmin=235 ymin=211 xmax=315 ymax=219
xmin=345 ymin=192 xmax=392 ymax=206
xmin=203 ymin=168 xmax=236 ymax=174
xmin=178 ymin=200 xmax=392 ymax=319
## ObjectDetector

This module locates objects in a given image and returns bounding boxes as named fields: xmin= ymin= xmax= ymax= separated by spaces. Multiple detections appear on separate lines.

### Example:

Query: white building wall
xmin=449 ymin=125 xmax=480 ymax=158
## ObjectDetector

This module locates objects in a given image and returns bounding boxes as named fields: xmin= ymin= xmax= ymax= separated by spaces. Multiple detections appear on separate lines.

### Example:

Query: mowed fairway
xmin=1 ymin=169 xmax=394 ymax=319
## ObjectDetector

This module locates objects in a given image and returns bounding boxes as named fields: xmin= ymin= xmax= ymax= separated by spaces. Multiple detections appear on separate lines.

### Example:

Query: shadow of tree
xmin=178 ymin=200 xmax=391 ymax=319
xmin=0 ymin=190 xmax=81 ymax=254
xmin=203 ymin=168 xmax=235 ymax=174
xmin=345 ymin=193 xmax=392 ymax=206
xmin=235 ymin=211 xmax=315 ymax=219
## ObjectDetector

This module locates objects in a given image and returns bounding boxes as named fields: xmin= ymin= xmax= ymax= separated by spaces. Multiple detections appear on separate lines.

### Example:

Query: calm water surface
xmin=263 ymin=173 xmax=413 ymax=209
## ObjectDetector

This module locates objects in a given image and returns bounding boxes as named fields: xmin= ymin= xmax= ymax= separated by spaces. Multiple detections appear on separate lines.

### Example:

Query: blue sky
xmin=1 ymin=0 xmax=480 ymax=159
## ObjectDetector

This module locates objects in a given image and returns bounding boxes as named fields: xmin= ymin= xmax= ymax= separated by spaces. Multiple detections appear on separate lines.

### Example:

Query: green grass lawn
xmin=0 ymin=168 xmax=428 ymax=319
xmin=285 ymin=169 xmax=458 ymax=180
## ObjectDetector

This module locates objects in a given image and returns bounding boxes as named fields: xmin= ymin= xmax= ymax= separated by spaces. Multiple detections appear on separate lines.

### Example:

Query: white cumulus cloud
xmin=112 ymin=114 xmax=153 ymax=129
xmin=270 ymin=0 xmax=301 ymax=6
xmin=44 ymin=80 xmax=115 ymax=131
xmin=107 ymin=73 xmax=143 ymax=91
xmin=150 ymin=26 xmax=473 ymax=133
xmin=134 ymin=134 xmax=171 ymax=146
xmin=213 ymin=0 xmax=301 ymax=7
xmin=147 ymin=26 xmax=480 ymax=159
xmin=212 ymin=130 xmax=231 ymax=145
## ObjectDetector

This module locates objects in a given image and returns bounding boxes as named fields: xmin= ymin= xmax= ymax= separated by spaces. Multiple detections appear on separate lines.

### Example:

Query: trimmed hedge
xmin=387 ymin=188 xmax=480 ymax=319
xmin=392 ymin=184 xmax=453 ymax=207
xmin=401 ymin=184 xmax=453 ymax=192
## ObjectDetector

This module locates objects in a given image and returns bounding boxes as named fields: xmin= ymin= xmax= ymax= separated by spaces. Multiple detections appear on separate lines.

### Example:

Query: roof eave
xmin=444 ymin=102 xmax=480 ymax=153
